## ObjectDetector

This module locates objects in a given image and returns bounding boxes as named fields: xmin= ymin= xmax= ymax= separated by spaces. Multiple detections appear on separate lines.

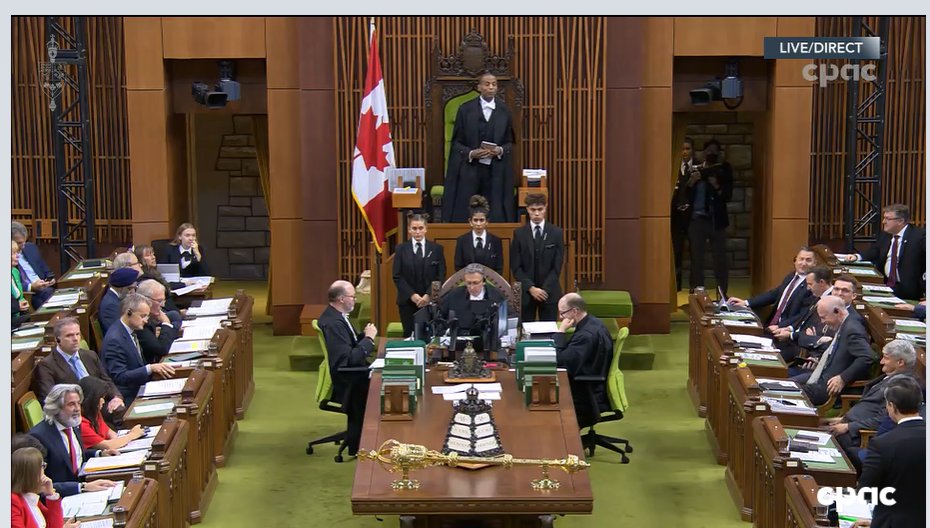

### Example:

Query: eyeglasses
xmin=342 ymin=294 xmax=357 ymax=300
xmin=558 ymin=307 xmax=575 ymax=317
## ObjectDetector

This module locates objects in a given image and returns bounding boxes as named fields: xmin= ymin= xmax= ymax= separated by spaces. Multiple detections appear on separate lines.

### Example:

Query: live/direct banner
xmin=763 ymin=37 xmax=880 ymax=60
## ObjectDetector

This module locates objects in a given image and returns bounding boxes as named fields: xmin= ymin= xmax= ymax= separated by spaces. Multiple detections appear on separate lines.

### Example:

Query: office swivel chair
xmin=305 ymin=319 xmax=352 ymax=463
xmin=574 ymin=327 xmax=633 ymax=463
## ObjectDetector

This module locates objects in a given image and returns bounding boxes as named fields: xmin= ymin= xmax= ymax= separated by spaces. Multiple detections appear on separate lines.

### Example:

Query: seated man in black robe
xmin=439 ymin=264 xmax=505 ymax=351
xmin=554 ymin=292 xmax=614 ymax=428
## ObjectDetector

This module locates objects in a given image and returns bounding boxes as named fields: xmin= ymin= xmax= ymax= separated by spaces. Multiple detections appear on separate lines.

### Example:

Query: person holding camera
xmin=687 ymin=139 xmax=733 ymax=296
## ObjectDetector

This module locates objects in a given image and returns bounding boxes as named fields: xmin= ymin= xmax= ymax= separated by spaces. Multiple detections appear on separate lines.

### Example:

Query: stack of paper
xmin=139 ymin=378 xmax=186 ymax=398
xmin=169 ymin=339 xmax=211 ymax=354
xmin=433 ymin=382 xmax=503 ymax=402
xmin=77 ymin=519 xmax=114 ymax=528
xmin=737 ymin=352 xmax=780 ymax=362
xmin=83 ymin=450 xmax=148 ymax=473
xmin=62 ymin=490 xmax=110 ymax=518
xmin=171 ymin=284 xmax=202 ymax=296
xmin=182 ymin=315 xmax=226 ymax=328
xmin=863 ymin=295 xmax=905 ymax=305
xmin=12 ymin=325 xmax=46 ymax=338
xmin=789 ymin=450 xmax=834 ymax=463
xmin=120 ymin=436 xmax=155 ymax=452
xmin=731 ymin=334 xmax=774 ymax=348
xmin=187 ymin=298 xmax=233 ymax=316
xmin=862 ymin=284 xmax=894 ymax=294
xmin=12 ymin=337 xmax=43 ymax=352
xmin=522 ymin=321 xmax=559 ymax=337
xmin=761 ymin=396 xmax=815 ymax=414
xmin=176 ymin=325 xmax=220 ymax=341
xmin=44 ymin=292 xmax=82 ymax=308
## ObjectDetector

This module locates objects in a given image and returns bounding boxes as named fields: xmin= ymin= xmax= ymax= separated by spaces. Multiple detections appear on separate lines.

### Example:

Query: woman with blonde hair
xmin=10 ymin=446 xmax=77 ymax=528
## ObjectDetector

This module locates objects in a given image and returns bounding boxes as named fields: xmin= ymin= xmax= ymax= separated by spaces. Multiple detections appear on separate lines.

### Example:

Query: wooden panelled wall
xmin=12 ymin=17 xmax=132 ymax=244
xmin=810 ymin=16 xmax=926 ymax=242
xmin=332 ymin=17 xmax=606 ymax=285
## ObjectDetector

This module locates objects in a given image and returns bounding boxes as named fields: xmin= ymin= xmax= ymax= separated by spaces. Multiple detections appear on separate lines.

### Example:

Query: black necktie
xmin=476 ymin=237 xmax=483 ymax=250
xmin=534 ymin=225 xmax=542 ymax=240
xmin=415 ymin=242 xmax=423 ymax=258
xmin=181 ymin=251 xmax=192 ymax=261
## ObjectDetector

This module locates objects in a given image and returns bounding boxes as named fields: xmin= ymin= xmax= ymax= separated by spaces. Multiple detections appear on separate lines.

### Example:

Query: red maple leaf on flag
xmin=356 ymin=108 xmax=391 ymax=172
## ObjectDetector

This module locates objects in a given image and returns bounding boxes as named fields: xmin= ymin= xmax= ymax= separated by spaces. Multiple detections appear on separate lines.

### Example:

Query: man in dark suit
xmin=442 ymin=71 xmax=517 ymax=223
xmin=318 ymin=280 xmax=378 ymax=456
xmin=790 ymin=296 xmax=874 ymax=406
xmin=33 ymin=317 xmax=125 ymax=414
xmin=511 ymin=193 xmax=564 ymax=322
xmin=670 ymin=137 xmax=697 ymax=292
xmin=825 ymin=339 xmax=917 ymax=469
xmin=439 ymin=264 xmax=506 ymax=336
xmin=846 ymin=203 xmax=927 ymax=301
xmin=29 ymin=384 xmax=117 ymax=496
xmin=393 ymin=214 xmax=446 ymax=337
xmin=829 ymin=274 xmax=867 ymax=327
xmin=12 ymin=221 xmax=56 ymax=308
xmin=101 ymin=293 xmax=175 ymax=405
xmin=772 ymin=265 xmax=834 ymax=364
xmin=730 ymin=247 xmax=817 ymax=333
xmin=687 ymin=139 xmax=734 ymax=295
xmin=858 ymin=375 xmax=925 ymax=528
xmin=98 ymin=265 xmax=141 ymax=335
xmin=454 ymin=195 xmax=503 ymax=274
xmin=554 ymin=293 xmax=613 ymax=428
xmin=135 ymin=279 xmax=181 ymax=364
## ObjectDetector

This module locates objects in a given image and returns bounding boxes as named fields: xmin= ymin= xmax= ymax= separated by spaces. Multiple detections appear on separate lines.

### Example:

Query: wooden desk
xmin=113 ymin=476 xmax=160 ymax=528
xmin=229 ymin=290 xmax=255 ymax=418
xmin=751 ymin=416 xmax=856 ymax=528
xmin=784 ymin=475 xmax=832 ymax=528
xmin=352 ymin=369 xmax=593 ymax=527
xmin=688 ymin=290 xmax=715 ymax=417
xmin=703 ymin=323 xmax=787 ymax=466
xmin=144 ymin=417 xmax=190 ymax=528
xmin=177 ymin=369 xmax=217 ymax=524
xmin=725 ymin=368 xmax=818 ymax=522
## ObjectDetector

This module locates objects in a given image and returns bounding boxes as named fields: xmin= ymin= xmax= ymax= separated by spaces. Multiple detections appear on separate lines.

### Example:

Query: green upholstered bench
xmin=578 ymin=290 xmax=633 ymax=319
xmin=386 ymin=322 xmax=405 ymax=338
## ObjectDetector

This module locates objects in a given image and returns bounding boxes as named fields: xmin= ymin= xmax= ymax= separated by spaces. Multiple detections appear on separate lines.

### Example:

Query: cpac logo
xmin=802 ymin=63 xmax=878 ymax=88
xmin=816 ymin=486 xmax=896 ymax=507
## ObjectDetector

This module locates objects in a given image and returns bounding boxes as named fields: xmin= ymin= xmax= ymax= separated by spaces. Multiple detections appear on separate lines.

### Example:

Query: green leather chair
xmin=305 ymin=319 xmax=351 ymax=463
xmin=575 ymin=327 xmax=633 ymax=463
xmin=17 ymin=391 xmax=44 ymax=431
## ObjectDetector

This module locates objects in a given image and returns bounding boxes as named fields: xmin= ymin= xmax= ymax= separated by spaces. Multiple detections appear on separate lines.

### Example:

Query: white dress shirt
xmin=469 ymin=288 xmax=487 ymax=301
xmin=179 ymin=245 xmax=194 ymax=269
xmin=531 ymin=220 xmax=546 ymax=240
xmin=480 ymin=97 xmax=495 ymax=121
xmin=472 ymin=231 xmax=487 ymax=249
xmin=23 ymin=493 xmax=47 ymax=528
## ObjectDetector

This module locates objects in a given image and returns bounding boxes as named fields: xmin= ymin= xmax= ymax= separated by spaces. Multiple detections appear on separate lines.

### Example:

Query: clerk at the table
xmin=554 ymin=293 xmax=613 ymax=427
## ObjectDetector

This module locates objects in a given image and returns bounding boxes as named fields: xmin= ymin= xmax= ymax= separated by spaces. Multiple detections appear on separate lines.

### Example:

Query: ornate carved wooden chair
xmin=424 ymin=30 xmax=524 ymax=220
xmin=430 ymin=263 xmax=521 ymax=321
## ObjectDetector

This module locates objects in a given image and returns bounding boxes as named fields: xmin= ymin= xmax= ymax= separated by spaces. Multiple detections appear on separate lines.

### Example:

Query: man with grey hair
xmin=11 ymin=221 xmax=56 ymax=308
xmin=135 ymin=279 xmax=181 ymax=362
xmin=102 ymin=293 xmax=175 ymax=404
xmin=824 ymin=339 xmax=920 ymax=469
xmin=845 ymin=203 xmax=926 ymax=301
xmin=439 ymin=263 xmax=506 ymax=338
xmin=29 ymin=384 xmax=117 ymax=496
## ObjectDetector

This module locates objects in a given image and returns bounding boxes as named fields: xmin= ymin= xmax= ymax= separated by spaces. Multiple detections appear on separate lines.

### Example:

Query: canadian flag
xmin=351 ymin=20 xmax=397 ymax=253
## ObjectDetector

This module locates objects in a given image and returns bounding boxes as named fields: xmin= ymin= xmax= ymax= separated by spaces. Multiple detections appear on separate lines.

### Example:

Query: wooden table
xmin=113 ymin=476 xmax=160 ymax=528
xmin=751 ymin=416 xmax=857 ymax=528
xmin=724 ymin=368 xmax=818 ymax=522
xmin=352 ymin=369 xmax=593 ymax=528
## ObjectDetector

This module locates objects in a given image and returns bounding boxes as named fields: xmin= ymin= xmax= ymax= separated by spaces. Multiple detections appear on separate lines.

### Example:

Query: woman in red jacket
xmin=10 ymin=447 xmax=79 ymax=528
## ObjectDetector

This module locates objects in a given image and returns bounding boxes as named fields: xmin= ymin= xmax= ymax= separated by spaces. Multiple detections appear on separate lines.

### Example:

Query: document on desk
xmin=12 ymin=337 xmax=43 ymax=351
xmin=845 ymin=268 xmax=880 ymax=277
xmin=863 ymin=295 xmax=905 ymax=305
xmin=13 ymin=325 xmax=47 ymax=337
xmin=120 ymin=436 xmax=155 ymax=452
xmin=169 ymin=339 xmax=210 ymax=354
xmin=522 ymin=321 xmax=560 ymax=334
xmin=171 ymin=284 xmax=202 ymax=296
xmin=431 ymin=383 xmax=474 ymax=394
xmin=177 ymin=325 xmax=219 ymax=341
xmin=108 ymin=480 xmax=125 ymax=502
xmin=62 ymin=490 xmax=110 ymax=517
xmin=731 ymin=334 xmax=774 ymax=348
xmin=182 ymin=316 xmax=226 ymax=328
xmin=140 ymin=378 xmax=187 ymax=398
xmin=723 ymin=319 xmax=761 ymax=328
xmin=793 ymin=430 xmax=832 ymax=446
xmin=369 ymin=358 xmax=385 ymax=369
xmin=78 ymin=518 xmax=114 ymax=528
xmin=861 ymin=284 xmax=893 ymax=294
xmin=83 ymin=450 xmax=148 ymax=473
xmin=789 ymin=450 xmax=834 ymax=463
xmin=737 ymin=352 xmax=780 ymax=361
xmin=188 ymin=298 xmax=233 ymax=316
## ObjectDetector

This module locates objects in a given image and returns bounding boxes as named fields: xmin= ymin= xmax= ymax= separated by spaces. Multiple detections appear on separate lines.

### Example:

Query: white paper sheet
xmin=182 ymin=316 xmax=226 ymax=328
xmin=171 ymin=284 xmax=202 ymax=296
xmin=792 ymin=430 xmax=832 ymax=446
xmin=77 ymin=519 xmax=114 ymax=528
xmin=789 ymin=450 xmax=834 ymax=463
xmin=120 ymin=437 xmax=155 ymax=452
xmin=140 ymin=378 xmax=186 ymax=397
xmin=83 ymin=450 xmax=147 ymax=473
xmin=176 ymin=325 xmax=219 ymax=341
xmin=187 ymin=298 xmax=233 ymax=316
xmin=522 ymin=321 xmax=560 ymax=334
xmin=169 ymin=339 xmax=210 ymax=354
xmin=132 ymin=402 xmax=175 ymax=415
xmin=731 ymin=334 xmax=774 ymax=348
xmin=863 ymin=295 xmax=905 ymax=305
xmin=62 ymin=490 xmax=110 ymax=517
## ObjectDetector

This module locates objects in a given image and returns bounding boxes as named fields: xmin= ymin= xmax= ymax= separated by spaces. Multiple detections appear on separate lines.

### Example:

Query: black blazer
xmin=554 ymin=315 xmax=613 ymax=424
xmin=685 ymin=161 xmax=734 ymax=230
xmin=101 ymin=321 xmax=151 ymax=404
xmin=817 ymin=317 xmax=874 ymax=385
xmin=317 ymin=305 xmax=376 ymax=402
xmin=844 ymin=371 xmax=916 ymax=440
xmin=29 ymin=420 xmax=97 ymax=497
xmin=859 ymin=419 xmax=926 ymax=528
xmin=439 ymin=285 xmax=505 ymax=332
xmin=748 ymin=272 xmax=814 ymax=328
xmin=859 ymin=224 xmax=926 ymax=300
xmin=137 ymin=318 xmax=180 ymax=364
xmin=510 ymin=222 xmax=564 ymax=299
xmin=163 ymin=244 xmax=210 ymax=278
xmin=392 ymin=240 xmax=446 ymax=304
xmin=454 ymin=232 xmax=503 ymax=275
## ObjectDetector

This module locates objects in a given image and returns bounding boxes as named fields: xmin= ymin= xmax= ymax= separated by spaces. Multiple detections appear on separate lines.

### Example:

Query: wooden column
xmin=124 ymin=18 xmax=171 ymax=244
xmin=754 ymin=17 xmax=815 ymax=291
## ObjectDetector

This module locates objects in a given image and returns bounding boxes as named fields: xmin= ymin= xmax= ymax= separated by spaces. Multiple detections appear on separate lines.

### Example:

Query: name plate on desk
xmin=453 ymin=413 xmax=473 ymax=426
xmin=475 ymin=437 xmax=500 ymax=453
xmin=447 ymin=437 xmax=472 ymax=454
xmin=450 ymin=424 xmax=472 ymax=439
xmin=474 ymin=413 xmax=491 ymax=425
xmin=475 ymin=423 xmax=495 ymax=438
